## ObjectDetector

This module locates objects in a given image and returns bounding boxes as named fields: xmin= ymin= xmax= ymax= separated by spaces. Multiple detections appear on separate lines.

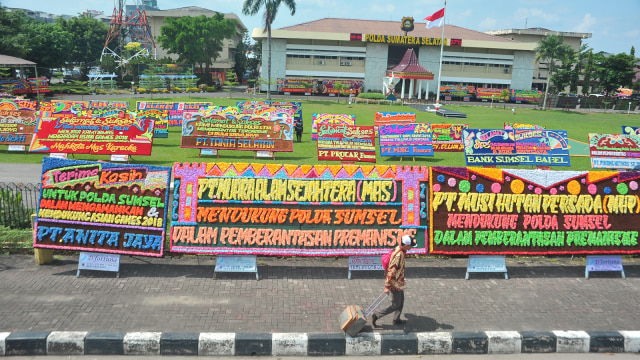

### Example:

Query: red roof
xmin=278 ymin=18 xmax=517 ymax=44
xmin=387 ymin=48 xmax=434 ymax=80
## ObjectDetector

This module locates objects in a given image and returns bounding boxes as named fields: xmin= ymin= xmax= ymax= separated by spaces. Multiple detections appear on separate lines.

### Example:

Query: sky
xmin=2 ymin=0 xmax=639 ymax=55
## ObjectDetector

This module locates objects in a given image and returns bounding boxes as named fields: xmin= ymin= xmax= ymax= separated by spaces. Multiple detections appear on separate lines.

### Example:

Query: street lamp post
xmin=491 ymin=95 xmax=494 ymax=109
xmin=131 ymin=81 xmax=135 ymax=94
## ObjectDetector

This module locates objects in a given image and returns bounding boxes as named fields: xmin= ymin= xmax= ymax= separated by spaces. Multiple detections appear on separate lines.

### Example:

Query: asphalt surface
xmin=0 ymin=163 xmax=43 ymax=184
xmin=3 ymin=355 xmax=640 ymax=360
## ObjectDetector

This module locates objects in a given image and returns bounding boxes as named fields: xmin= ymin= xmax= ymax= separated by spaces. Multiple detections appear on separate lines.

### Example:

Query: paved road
xmin=1 ymin=254 xmax=640 ymax=334
xmin=0 ymin=163 xmax=43 ymax=184
xmin=3 ymin=355 xmax=639 ymax=360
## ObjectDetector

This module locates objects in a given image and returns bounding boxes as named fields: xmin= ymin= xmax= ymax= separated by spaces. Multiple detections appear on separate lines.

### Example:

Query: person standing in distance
xmin=371 ymin=234 xmax=416 ymax=327
xmin=294 ymin=119 xmax=303 ymax=142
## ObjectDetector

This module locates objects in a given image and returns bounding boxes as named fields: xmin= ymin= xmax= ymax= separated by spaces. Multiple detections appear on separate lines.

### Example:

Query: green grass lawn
xmin=3 ymin=96 xmax=639 ymax=171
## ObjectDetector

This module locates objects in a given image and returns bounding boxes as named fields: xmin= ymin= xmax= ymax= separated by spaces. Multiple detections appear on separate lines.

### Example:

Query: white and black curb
xmin=1 ymin=330 xmax=640 ymax=356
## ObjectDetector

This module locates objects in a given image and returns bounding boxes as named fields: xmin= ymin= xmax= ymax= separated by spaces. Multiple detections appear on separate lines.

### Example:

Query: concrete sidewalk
xmin=1 ymin=254 xmax=640 ymax=356
xmin=2 ymin=254 xmax=640 ymax=333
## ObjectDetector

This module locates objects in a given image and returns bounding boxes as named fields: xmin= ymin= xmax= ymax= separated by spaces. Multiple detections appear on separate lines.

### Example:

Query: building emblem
xmin=401 ymin=17 xmax=414 ymax=32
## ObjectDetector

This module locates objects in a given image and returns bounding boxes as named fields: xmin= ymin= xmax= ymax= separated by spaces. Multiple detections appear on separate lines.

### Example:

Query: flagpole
xmin=435 ymin=0 xmax=446 ymax=106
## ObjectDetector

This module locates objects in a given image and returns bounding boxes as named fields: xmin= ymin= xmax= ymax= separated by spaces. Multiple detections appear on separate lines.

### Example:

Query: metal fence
xmin=0 ymin=182 xmax=41 ymax=230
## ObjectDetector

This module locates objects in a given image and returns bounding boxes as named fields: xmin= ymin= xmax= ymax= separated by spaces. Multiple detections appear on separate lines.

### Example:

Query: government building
xmin=251 ymin=18 xmax=591 ymax=99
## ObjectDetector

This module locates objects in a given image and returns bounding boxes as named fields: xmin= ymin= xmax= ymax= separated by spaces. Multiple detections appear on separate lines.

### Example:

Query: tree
xmin=158 ymin=13 xmax=237 ymax=85
xmin=551 ymin=46 xmax=575 ymax=92
xmin=593 ymin=52 xmax=636 ymax=94
xmin=500 ymin=89 xmax=510 ymax=109
xmin=99 ymin=55 xmax=117 ymax=76
xmin=242 ymin=0 xmax=296 ymax=100
xmin=55 ymin=15 xmax=108 ymax=79
xmin=552 ymin=44 xmax=590 ymax=95
xmin=633 ymin=47 xmax=640 ymax=91
xmin=570 ymin=44 xmax=591 ymax=94
xmin=223 ymin=69 xmax=239 ymax=98
xmin=28 ymin=21 xmax=73 ymax=72
xmin=534 ymin=35 xmax=570 ymax=110
xmin=332 ymin=82 xmax=348 ymax=102
xmin=0 ymin=7 xmax=34 ymax=58
xmin=582 ymin=50 xmax=595 ymax=96
xmin=233 ymin=30 xmax=252 ymax=83
xmin=120 ymin=42 xmax=148 ymax=78
xmin=247 ymin=40 xmax=262 ymax=79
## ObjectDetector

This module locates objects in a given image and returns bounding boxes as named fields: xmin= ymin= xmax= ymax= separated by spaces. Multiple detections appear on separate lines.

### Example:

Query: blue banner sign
xmin=463 ymin=129 xmax=570 ymax=166
xmin=379 ymin=123 xmax=433 ymax=157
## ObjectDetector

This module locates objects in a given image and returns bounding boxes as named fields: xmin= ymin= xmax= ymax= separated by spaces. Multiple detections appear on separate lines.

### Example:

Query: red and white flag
xmin=424 ymin=8 xmax=445 ymax=29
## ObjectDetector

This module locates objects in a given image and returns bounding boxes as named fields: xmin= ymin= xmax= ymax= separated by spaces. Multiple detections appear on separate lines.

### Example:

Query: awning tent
xmin=0 ymin=54 xmax=40 ymax=96
xmin=0 ymin=54 xmax=36 ymax=68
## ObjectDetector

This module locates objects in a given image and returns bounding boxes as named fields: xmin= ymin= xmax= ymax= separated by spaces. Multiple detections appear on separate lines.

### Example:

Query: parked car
xmin=63 ymin=69 xmax=81 ymax=82
xmin=589 ymin=93 xmax=604 ymax=98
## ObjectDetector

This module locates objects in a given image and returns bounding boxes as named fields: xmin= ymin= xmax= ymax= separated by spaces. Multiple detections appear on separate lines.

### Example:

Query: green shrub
xmin=0 ymin=189 xmax=35 ymax=230
xmin=70 ymin=88 xmax=91 ymax=95
xmin=358 ymin=92 xmax=385 ymax=99
xmin=0 ymin=226 xmax=32 ymax=254
xmin=615 ymin=99 xmax=636 ymax=111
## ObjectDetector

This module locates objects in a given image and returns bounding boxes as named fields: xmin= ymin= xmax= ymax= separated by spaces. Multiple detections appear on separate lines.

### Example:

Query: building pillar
xmin=401 ymin=79 xmax=406 ymax=100
xmin=426 ymin=82 xmax=430 ymax=102
xmin=409 ymin=79 xmax=414 ymax=101
xmin=418 ymin=80 xmax=423 ymax=101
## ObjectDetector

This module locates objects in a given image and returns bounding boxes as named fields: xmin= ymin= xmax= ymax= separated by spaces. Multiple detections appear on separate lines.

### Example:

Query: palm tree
xmin=500 ymin=89 xmax=510 ymax=109
xmin=332 ymin=82 xmax=347 ymax=103
xmin=242 ymin=0 xmax=296 ymax=100
xmin=535 ymin=35 xmax=570 ymax=111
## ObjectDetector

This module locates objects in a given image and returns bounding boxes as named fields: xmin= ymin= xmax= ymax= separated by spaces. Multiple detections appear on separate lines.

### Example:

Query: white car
xmin=589 ymin=94 xmax=604 ymax=97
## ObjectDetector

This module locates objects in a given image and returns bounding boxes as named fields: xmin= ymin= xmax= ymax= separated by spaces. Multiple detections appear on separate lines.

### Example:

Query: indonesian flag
xmin=425 ymin=8 xmax=445 ymax=29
